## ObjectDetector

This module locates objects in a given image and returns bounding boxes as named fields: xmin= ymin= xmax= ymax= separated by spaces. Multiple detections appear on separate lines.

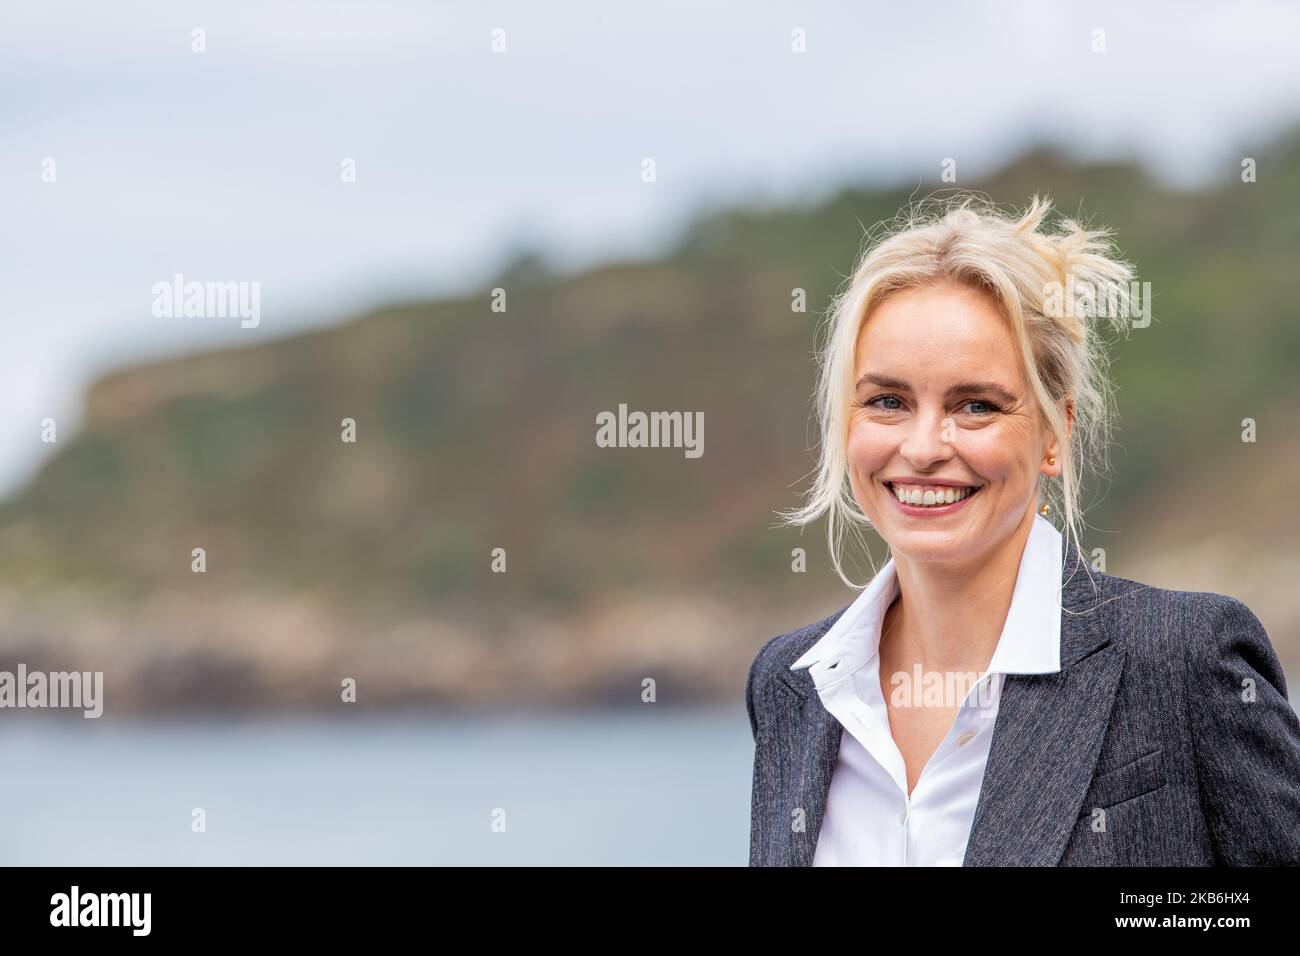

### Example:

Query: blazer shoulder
xmin=1085 ymin=573 xmax=1280 ymax=677
xmin=1093 ymin=572 xmax=1262 ymax=624
xmin=749 ymin=605 xmax=851 ymax=681
xmin=745 ymin=604 xmax=850 ymax=742
xmin=1069 ymin=565 xmax=1239 ymax=626
xmin=1180 ymin=589 xmax=1284 ymax=685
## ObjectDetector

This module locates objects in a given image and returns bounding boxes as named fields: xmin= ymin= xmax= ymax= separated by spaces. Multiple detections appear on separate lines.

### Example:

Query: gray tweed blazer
xmin=746 ymin=533 xmax=1300 ymax=865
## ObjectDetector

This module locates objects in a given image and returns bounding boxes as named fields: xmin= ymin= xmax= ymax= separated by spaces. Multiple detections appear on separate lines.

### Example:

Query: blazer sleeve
xmin=1185 ymin=593 xmax=1300 ymax=864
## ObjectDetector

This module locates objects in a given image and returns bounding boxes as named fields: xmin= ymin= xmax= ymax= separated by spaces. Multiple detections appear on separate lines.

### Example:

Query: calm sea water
xmin=0 ymin=708 xmax=752 ymax=866
xmin=6 ymin=695 xmax=1296 ymax=866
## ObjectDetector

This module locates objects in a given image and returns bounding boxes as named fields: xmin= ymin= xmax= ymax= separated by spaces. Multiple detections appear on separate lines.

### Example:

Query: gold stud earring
xmin=1047 ymin=456 xmax=1056 ymax=466
xmin=1039 ymin=503 xmax=1050 ymax=515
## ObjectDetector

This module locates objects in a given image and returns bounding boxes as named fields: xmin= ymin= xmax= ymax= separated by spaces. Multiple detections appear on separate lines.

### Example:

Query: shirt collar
xmin=790 ymin=513 xmax=1063 ymax=683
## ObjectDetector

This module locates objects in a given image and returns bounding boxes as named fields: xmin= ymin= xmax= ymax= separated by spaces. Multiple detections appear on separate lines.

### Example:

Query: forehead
xmin=854 ymin=281 xmax=1022 ymax=382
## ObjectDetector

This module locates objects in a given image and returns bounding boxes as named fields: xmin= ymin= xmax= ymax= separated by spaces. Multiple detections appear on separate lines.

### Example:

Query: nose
xmin=898 ymin=405 xmax=954 ymax=470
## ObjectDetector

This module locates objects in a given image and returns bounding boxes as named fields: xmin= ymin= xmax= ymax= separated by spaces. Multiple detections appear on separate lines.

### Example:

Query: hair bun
xmin=1017 ymin=195 xmax=1137 ymax=338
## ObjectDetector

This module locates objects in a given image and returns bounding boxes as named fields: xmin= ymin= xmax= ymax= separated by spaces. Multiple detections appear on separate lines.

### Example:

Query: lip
xmin=884 ymin=480 xmax=982 ymax=516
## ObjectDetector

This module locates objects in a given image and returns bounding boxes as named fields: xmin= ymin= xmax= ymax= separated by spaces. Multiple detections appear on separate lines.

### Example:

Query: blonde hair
xmin=782 ymin=193 xmax=1138 ymax=587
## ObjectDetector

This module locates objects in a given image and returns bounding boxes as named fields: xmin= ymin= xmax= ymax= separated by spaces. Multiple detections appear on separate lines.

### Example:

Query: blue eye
xmin=860 ymin=394 xmax=903 ymax=411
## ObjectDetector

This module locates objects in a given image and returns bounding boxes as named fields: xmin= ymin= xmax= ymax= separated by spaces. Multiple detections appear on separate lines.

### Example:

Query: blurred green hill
xmin=1 ymin=133 xmax=1297 ymax=713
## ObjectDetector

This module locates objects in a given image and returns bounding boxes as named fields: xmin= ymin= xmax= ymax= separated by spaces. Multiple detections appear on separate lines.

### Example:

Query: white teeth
xmin=890 ymin=483 xmax=976 ymax=507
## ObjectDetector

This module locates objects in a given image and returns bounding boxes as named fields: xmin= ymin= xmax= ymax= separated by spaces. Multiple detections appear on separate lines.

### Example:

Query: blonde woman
xmin=746 ymin=195 xmax=1300 ymax=866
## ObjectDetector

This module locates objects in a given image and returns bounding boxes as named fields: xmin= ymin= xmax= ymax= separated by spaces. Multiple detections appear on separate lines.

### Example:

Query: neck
xmin=881 ymin=507 xmax=1037 ymax=675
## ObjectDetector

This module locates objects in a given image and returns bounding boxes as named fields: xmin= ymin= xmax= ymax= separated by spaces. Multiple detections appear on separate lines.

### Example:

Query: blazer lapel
xmin=780 ymin=684 xmax=843 ymax=866
xmin=962 ymin=540 xmax=1125 ymax=866
xmin=769 ymin=634 xmax=842 ymax=868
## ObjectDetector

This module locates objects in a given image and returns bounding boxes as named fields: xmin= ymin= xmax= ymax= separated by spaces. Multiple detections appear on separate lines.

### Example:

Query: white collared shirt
xmin=789 ymin=513 xmax=1064 ymax=866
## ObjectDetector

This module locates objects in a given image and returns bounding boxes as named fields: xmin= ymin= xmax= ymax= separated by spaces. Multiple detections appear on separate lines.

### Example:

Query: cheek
xmin=846 ymin=423 xmax=889 ymax=487
xmin=958 ymin=426 xmax=1035 ymax=484
xmin=847 ymin=423 xmax=878 ymax=466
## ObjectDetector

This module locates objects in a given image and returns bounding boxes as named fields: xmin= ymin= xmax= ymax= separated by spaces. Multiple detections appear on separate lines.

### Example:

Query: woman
xmin=746 ymin=195 xmax=1300 ymax=866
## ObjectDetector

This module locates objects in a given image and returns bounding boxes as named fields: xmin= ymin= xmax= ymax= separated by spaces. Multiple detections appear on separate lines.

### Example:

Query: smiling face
xmin=848 ymin=279 xmax=1064 ymax=570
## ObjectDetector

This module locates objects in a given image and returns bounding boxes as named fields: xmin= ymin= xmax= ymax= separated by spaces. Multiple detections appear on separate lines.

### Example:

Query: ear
xmin=1042 ymin=399 xmax=1073 ymax=478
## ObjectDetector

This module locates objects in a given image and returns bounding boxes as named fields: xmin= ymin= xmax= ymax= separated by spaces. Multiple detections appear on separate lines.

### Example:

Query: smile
xmin=884 ymin=481 xmax=982 ymax=514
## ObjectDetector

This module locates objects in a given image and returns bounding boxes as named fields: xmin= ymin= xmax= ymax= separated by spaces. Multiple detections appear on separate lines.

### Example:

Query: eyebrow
xmin=855 ymin=373 xmax=1019 ymax=406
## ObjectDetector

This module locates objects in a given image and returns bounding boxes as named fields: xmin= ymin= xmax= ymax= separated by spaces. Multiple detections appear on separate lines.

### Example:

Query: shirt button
xmin=956 ymin=730 xmax=977 ymax=747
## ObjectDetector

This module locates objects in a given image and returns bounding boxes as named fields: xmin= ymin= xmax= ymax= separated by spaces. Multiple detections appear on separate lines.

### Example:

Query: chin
xmin=884 ymin=531 xmax=977 ymax=566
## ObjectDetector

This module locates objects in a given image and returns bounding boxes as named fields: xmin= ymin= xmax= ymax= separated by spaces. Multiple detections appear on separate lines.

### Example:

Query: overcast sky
xmin=3 ymin=0 xmax=1299 ymax=496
